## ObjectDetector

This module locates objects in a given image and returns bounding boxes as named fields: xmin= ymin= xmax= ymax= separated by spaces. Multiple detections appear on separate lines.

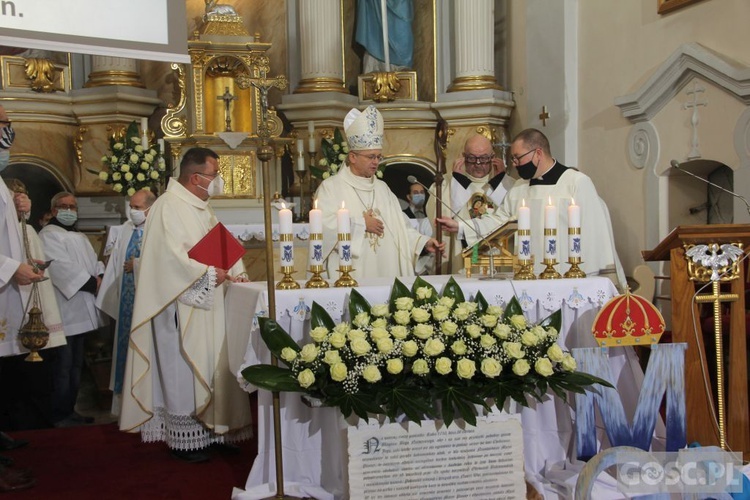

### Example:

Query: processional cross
xmin=216 ymin=86 xmax=238 ymax=132
xmin=236 ymin=69 xmax=288 ymax=138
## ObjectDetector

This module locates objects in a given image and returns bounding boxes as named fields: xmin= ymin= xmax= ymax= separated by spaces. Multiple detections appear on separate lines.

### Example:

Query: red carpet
xmin=4 ymin=423 xmax=257 ymax=499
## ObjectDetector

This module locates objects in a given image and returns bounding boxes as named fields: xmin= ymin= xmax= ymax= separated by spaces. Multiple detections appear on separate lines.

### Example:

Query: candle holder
xmin=564 ymin=227 xmax=586 ymax=278
xmin=564 ymin=257 xmax=586 ymax=279
xmin=335 ymin=265 xmax=358 ymax=288
xmin=295 ymin=169 xmax=307 ymax=221
xmin=305 ymin=264 xmax=329 ymax=288
xmin=539 ymin=228 xmax=562 ymax=279
xmin=514 ymin=258 xmax=536 ymax=280
xmin=276 ymin=265 xmax=300 ymax=290
xmin=539 ymin=258 xmax=562 ymax=280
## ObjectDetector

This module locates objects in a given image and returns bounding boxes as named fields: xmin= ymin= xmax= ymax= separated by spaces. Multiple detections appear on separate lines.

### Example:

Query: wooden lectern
xmin=643 ymin=224 xmax=750 ymax=457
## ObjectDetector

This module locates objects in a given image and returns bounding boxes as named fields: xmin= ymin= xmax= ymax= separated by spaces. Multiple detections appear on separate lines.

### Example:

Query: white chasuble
xmin=316 ymin=165 xmax=430 ymax=281
xmin=119 ymin=179 xmax=251 ymax=446
xmin=96 ymin=221 xmax=135 ymax=321
xmin=0 ymin=182 xmax=28 ymax=352
xmin=464 ymin=167 xmax=626 ymax=289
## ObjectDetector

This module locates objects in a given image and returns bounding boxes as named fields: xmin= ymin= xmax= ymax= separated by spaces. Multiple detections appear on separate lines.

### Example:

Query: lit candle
xmin=517 ymin=199 xmax=530 ymax=230
xmin=517 ymin=199 xmax=531 ymax=260
xmin=544 ymin=197 xmax=557 ymax=260
xmin=157 ymin=138 xmax=165 ymax=154
xmin=296 ymin=139 xmax=306 ymax=171
xmin=279 ymin=201 xmax=294 ymax=268
xmin=568 ymin=198 xmax=581 ymax=227
xmin=544 ymin=196 xmax=557 ymax=229
xmin=308 ymin=121 xmax=316 ymax=153
xmin=337 ymin=201 xmax=351 ymax=266
xmin=140 ymin=118 xmax=149 ymax=149
xmin=568 ymin=198 xmax=582 ymax=259
xmin=308 ymin=199 xmax=324 ymax=267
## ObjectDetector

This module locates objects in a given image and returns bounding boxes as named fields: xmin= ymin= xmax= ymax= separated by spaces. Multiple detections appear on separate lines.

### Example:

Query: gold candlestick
xmin=514 ymin=259 xmax=536 ymax=280
xmin=335 ymin=265 xmax=358 ymax=288
xmin=276 ymin=265 xmax=300 ymax=289
xmin=514 ymin=229 xmax=535 ymax=280
xmin=306 ymin=264 xmax=329 ymax=288
xmin=305 ymin=233 xmax=328 ymax=288
xmin=334 ymin=233 xmax=357 ymax=287
xmin=564 ymin=257 xmax=586 ymax=279
xmin=539 ymin=229 xmax=562 ymax=279
xmin=564 ymin=227 xmax=586 ymax=278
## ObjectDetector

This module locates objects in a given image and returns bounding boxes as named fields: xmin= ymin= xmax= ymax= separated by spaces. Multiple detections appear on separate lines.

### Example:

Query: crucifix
xmin=539 ymin=106 xmax=550 ymax=127
xmin=684 ymin=81 xmax=707 ymax=160
xmin=236 ymin=69 xmax=288 ymax=138
xmin=216 ymin=86 xmax=238 ymax=132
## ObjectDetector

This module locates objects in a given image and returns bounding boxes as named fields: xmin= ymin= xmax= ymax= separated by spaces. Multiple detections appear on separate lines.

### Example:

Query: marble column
xmin=448 ymin=0 xmax=501 ymax=92
xmin=84 ymin=56 xmax=145 ymax=88
xmin=295 ymin=0 xmax=347 ymax=94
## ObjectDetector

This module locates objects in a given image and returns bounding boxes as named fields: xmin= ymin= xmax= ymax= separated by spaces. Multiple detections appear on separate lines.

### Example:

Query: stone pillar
xmin=295 ymin=0 xmax=347 ymax=94
xmin=448 ymin=0 xmax=501 ymax=92
xmin=84 ymin=56 xmax=144 ymax=88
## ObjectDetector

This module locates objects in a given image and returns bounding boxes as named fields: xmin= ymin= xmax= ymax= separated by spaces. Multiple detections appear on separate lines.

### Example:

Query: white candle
xmin=279 ymin=202 xmax=294 ymax=267
xmin=517 ymin=199 xmax=530 ymax=230
xmin=544 ymin=196 xmax=557 ymax=229
xmin=381 ymin=0 xmax=390 ymax=70
xmin=141 ymin=117 xmax=149 ymax=149
xmin=141 ymin=133 xmax=148 ymax=149
xmin=309 ymin=199 xmax=322 ymax=233
xmin=308 ymin=200 xmax=324 ymax=267
xmin=337 ymin=201 xmax=350 ymax=234
xmin=275 ymin=155 xmax=283 ymax=194
xmin=568 ymin=198 xmax=582 ymax=258
xmin=157 ymin=138 xmax=164 ymax=154
xmin=140 ymin=117 xmax=148 ymax=133
xmin=308 ymin=121 xmax=316 ymax=152
xmin=568 ymin=198 xmax=581 ymax=227
xmin=544 ymin=197 xmax=557 ymax=260
xmin=296 ymin=139 xmax=306 ymax=171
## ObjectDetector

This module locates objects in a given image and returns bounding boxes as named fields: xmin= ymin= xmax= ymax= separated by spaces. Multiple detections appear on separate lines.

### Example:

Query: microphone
xmin=407 ymin=175 xmax=502 ymax=277
xmin=670 ymin=159 xmax=750 ymax=216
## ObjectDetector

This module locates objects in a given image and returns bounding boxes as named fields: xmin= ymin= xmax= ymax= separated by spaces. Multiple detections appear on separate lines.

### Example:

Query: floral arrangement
xmin=243 ymin=277 xmax=610 ymax=426
xmin=94 ymin=121 xmax=166 ymax=196
xmin=310 ymin=127 xmax=386 ymax=180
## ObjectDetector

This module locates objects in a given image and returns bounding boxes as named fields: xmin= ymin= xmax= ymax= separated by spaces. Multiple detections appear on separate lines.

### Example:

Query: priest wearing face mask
xmin=315 ymin=106 xmax=444 ymax=280
xmin=39 ymin=192 xmax=104 ymax=427
xmin=96 ymin=188 xmax=155 ymax=416
xmin=119 ymin=147 xmax=252 ymax=463
xmin=437 ymin=128 xmax=626 ymax=289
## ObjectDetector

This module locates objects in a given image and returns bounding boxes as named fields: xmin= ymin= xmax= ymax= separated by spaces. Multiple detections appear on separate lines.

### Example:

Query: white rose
xmin=547 ymin=344 xmax=564 ymax=363
xmin=510 ymin=315 xmax=527 ymax=330
xmin=371 ymin=304 xmax=389 ymax=317
xmin=535 ymin=357 xmax=554 ymax=377
xmin=98 ymin=171 xmax=109 ymax=181
xmin=129 ymin=154 xmax=139 ymax=163
xmin=431 ymin=304 xmax=450 ymax=321
xmin=546 ymin=327 xmax=559 ymax=341
xmin=376 ymin=171 xmax=383 ymax=179
xmin=113 ymin=142 xmax=124 ymax=150
xmin=386 ymin=358 xmax=403 ymax=375
xmin=494 ymin=324 xmax=511 ymax=339
xmin=370 ymin=327 xmax=389 ymax=341
xmin=376 ymin=337 xmax=394 ymax=354
xmin=393 ymin=310 xmax=411 ymax=325
xmin=411 ymin=307 xmax=431 ymax=323
xmin=310 ymin=326 xmax=329 ymax=342
xmin=512 ymin=359 xmax=530 ymax=376
xmin=332 ymin=144 xmax=340 ymax=151
xmin=413 ymin=323 xmax=434 ymax=340
xmin=415 ymin=287 xmax=432 ymax=300
xmin=561 ymin=354 xmax=577 ymax=372
xmin=487 ymin=305 xmax=503 ymax=316
xmin=362 ymin=365 xmax=382 ymax=383
xmin=395 ymin=297 xmax=414 ymax=311
xmin=150 ymin=170 xmax=160 ymax=179
xmin=412 ymin=359 xmax=429 ymax=376
xmin=350 ymin=337 xmax=372 ymax=356
xmin=323 ymin=350 xmax=341 ymax=365
xmin=481 ymin=314 xmax=499 ymax=328
xmin=297 ymin=369 xmax=315 ymax=388
xmin=454 ymin=304 xmax=471 ymax=321
xmin=299 ymin=343 xmax=319 ymax=362
xmin=503 ymin=342 xmax=525 ymax=359
xmin=338 ymin=153 xmax=346 ymax=162
xmin=371 ymin=318 xmax=387 ymax=329
xmin=330 ymin=362 xmax=347 ymax=382
xmin=353 ymin=312 xmax=370 ymax=328
xmin=481 ymin=358 xmax=502 ymax=378
xmin=438 ymin=296 xmax=455 ymax=308
xmin=480 ymin=334 xmax=496 ymax=349
xmin=423 ymin=338 xmax=445 ymax=357
xmin=347 ymin=329 xmax=366 ymax=341
xmin=333 ymin=323 xmax=350 ymax=335
xmin=113 ymin=183 xmax=123 ymax=192
xmin=434 ymin=357 xmax=452 ymax=375
xmin=451 ymin=340 xmax=467 ymax=356
xmin=126 ymin=187 xmax=136 ymax=196
xmin=112 ymin=172 xmax=122 ymax=181
xmin=329 ymin=332 xmax=347 ymax=348
xmin=120 ymin=164 xmax=130 ymax=172
xmin=456 ymin=358 xmax=476 ymax=379
xmin=465 ymin=324 xmax=482 ymax=338
xmin=322 ymin=172 xmax=330 ymax=179
xmin=319 ymin=158 xmax=328 ymax=166
xmin=390 ymin=325 xmax=408 ymax=340
xmin=124 ymin=172 xmax=133 ymax=181
xmin=402 ymin=340 xmax=419 ymax=357
xmin=136 ymin=173 xmax=145 ymax=182
xmin=521 ymin=330 xmax=539 ymax=347
xmin=280 ymin=347 xmax=297 ymax=363
xmin=140 ymin=162 xmax=150 ymax=171
xmin=441 ymin=321 xmax=458 ymax=336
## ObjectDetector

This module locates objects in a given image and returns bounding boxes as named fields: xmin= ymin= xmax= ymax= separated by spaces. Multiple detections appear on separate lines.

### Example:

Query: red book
xmin=188 ymin=223 xmax=245 ymax=270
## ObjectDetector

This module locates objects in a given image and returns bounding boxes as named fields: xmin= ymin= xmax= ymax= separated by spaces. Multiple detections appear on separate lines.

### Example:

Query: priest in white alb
xmin=119 ymin=147 xmax=252 ymax=464
xmin=438 ymin=128 xmax=626 ymax=289
xmin=315 ymin=105 xmax=444 ymax=280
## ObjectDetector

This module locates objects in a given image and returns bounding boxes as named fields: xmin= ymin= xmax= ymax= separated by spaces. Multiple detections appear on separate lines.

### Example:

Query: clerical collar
xmin=47 ymin=217 xmax=77 ymax=232
xmin=453 ymin=171 xmax=506 ymax=190
xmin=530 ymin=161 xmax=567 ymax=186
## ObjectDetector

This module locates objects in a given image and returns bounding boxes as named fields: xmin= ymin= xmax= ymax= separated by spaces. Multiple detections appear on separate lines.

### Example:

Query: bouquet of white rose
xmin=310 ymin=127 xmax=386 ymax=180
xmin=243 ymin=276 xmax=610 ymax=426
xmin=93 ymin=121 xmax=166 ymax=196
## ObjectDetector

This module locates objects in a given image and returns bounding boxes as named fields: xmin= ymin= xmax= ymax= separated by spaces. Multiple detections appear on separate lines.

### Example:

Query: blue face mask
xmin=411 ymin=193 xmax=425 ymax=207
xmin=56 ymin=209 xmax=78 ymax=227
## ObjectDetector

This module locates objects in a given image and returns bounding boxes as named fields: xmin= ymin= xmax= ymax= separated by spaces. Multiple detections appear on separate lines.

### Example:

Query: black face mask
xmin=516 ymin=155 xmax=537 ymax=180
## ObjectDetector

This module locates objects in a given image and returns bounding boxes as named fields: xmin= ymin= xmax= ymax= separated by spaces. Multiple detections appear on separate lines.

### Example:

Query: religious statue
xmin=356 ymin=0 xmax=414 ymax=73
xmin=216 ymin=86 xmax=237 ymax=132
xmin=205 ymin=0 xmax=238 ymax=17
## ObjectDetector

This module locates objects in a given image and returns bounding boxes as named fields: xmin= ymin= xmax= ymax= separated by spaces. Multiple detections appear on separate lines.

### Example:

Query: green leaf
xmin=328 ymin=392 xmax=384 ymax=421
xmin=474 ymin=291 xmax=489 ymax=314
xmin=309 ymin=166 xmax=327 ymax=179
xmin=241 ymin=365 xmax=302 ymax=392
xmin=333 ymin=127 xmax=345 ymax=144
xmin=259 ymin=318 xmax=300 ymax=361
xmin=434 ymin=383 xmax=486 ymax=427
xmin=348 ymin=288 xmax=372 ymax=321
xmin=441 ymin=276 xmax=465 ymax=304
xmin=539 ymin=309 xmax=562 ymax=333
xmin=310 ymin=302 xmax=336 ymax=331
xmin=380 ymin=386 xmax=433 ymax=424
xmin=504 ymin=296 xmax=523 ymax=317
xmin=389 ymin=278 xmax=412 ymax=314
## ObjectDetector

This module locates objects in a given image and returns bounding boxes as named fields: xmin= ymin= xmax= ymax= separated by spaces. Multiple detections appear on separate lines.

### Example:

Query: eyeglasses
xmin=0 ymin=120 xmax=11 ymax=126
xmin=511 ymin=148 xmax=537 ymax=165
xmin=463 ymin=154 xmax=494 ymax=165
xmin=197 ymin=172 xmax=219 ymax=179
xmin=55 ymin=204 xmax=78 ymax=210
xmin=352 ymin=152 xmax=384 ymax=163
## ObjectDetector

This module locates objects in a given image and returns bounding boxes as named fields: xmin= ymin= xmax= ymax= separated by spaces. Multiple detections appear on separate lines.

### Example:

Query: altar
xmin=226 ymin=275 xmax=645 ymax=499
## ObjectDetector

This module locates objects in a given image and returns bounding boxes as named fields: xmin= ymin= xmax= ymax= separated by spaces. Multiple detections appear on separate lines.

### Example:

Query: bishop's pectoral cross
xmin=236 ymin=69 xmax=288 ymax=138
xmin=217 ymin=86 xmax=237 ymax=132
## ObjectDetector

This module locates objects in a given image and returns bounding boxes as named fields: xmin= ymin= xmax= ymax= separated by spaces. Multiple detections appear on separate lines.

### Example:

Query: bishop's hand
xmin=452 ymin=156 xmax=465 ymax=174
xmin=435 ymin=217 xmax=458 ymax=234
xmin=364 ymin=210 xmax=384 ymax=237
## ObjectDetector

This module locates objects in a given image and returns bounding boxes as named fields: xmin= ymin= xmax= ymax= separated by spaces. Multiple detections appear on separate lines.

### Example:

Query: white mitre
xmin=343 ymin=105 xmax=384 ymax=151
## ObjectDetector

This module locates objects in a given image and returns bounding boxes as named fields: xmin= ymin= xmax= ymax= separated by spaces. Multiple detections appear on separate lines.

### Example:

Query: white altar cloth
xmin=226 ymin=276 xmax=640 ymax=499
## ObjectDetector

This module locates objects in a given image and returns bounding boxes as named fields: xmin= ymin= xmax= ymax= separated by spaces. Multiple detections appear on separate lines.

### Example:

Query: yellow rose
xmin=465 ymin=324 xmax=482 ymax=338
xmin=512 ymin=359 xmax=530 ymax=376
xmin=353 ymin=312 xmax=370 ymax=328
xmin=393 ymin=310 xmax=411 ymax=325
xmin=322 ymin=172 xmax=330 ymax=179
xmin=531 ymin=325 xmax=546 ymax=338
xmin=333 ymin=323 xmax=350 ymax=335
xmin=113 ymin=142 xmax=124 ymax=150
xmin=280 ymin=347 xmax=297 ymax=363
xmin=297 ymin=369 xmax=315 ymax=388
xmin=113 ymin=183 xmax=123 ymax=192
xmin=480 ymin=334 xmax=496 ymax=349
xmin=535 ymin=357 xmax=554 ymax=377
xmin=350 ymin=337 xmax=372 ymax=356
xmin=136 ymin=173 xmax=146 ymax=182
xmin=510 ymin=315 xmax=527 ymax=330
xmin=323 ymin=350 xmax=341 ymax=365
xmin=402 ymin=340 xmax=418 ymax=357
xmin=494 ymin=324 xmax=511 ymax=339
xmin=299 ymin=343 xmax=319 ymax=362
xmin=415 ymin=286 xmax=432 ymax=300
xmin=434 ymin=357 xmax=452 ymax=375
xmin=481 ymin=314 xmax=498 ymax=328
xmin=370 ymin=327 xmax=389 ymax=342
xmin=390 ymin=325 xmax=408 ymax=340
xmin=521 ymin=330 xmax=539 ymax=347
xmin=413 ymin=323 xmax=434 ymax=340
xmin=126 ymin=187 xmax=136 ymax=196
xmin=319 ymin=158 xmax=328 ymax=166
xmin=112 ymin=172 xmax=122 ymax=181
xmin=546 ymin=327 xmax=559 ymax=341
xmin=456 ymin=358 xmax=476 ymax=379
xmin=503 ymin=342 xmax=525 ymax=359
xmin=362 ymin=365 xmax=382 ymax=383
xmin=130 ymin=136 xmax=140 ymax=144
xmin=376 ymin=337 xmax=394 ymax=354
xmin=134 ymin=145 xmax=143 ymax=153
xmin=140 ymin=162 xmax=150 ymax=171
xmin=423 ymin=338 xmax=445 ymax=357
xmin=330 ymin=362 xmax=347 ymax=382
xmin=386 ymin=358 xmax=404 ymax=375
xmin=481 ymin=358 xmax=502 ymax=378
xmin=98 ymin=171 xmax=109 ymax=181
xmin=371 ymin=318 xmax=387 ymax=329
xmin=395 ymin=297 xmax=414 ymax=311
xmin=129 ymin=153 xmax=139 ymax=163
xmin=310 ymin=326 xmax=329 ymax=343
xmin=438 ymin=296 xmax=455 ymax=308
xmin=432 ymin=304 xmax=450 ymax=321
xmin=561 ymin=354 xmax=577 ymax=372
xmin=412 ymin=359 xmax=429 ymax=375
xmin=453 ymin=305 xmax=470 ymax=321
xmin=120 ymin=164 xmax=130 ymax=173
xmin=124 ymin=172 xmax=134 ymax=181
xmin=150 ymin=170 xmax=160 ymax=180
xmin=487 ymin=305 xmax=503 ymax=316
xmin=450 ymin=340 xmax=467 ymax=356
xmin=329 ymin=332 xmax=347 ymax=348
xmin=465 ymin=302 xmax=478 ymax=313
xmin=347 ymin=329 xmax=366 ymax=341
xmin=411 ymin=307 xmax=431 ymax=323
xmin=441 ymin=321 xmax=458 ymax=336
xmin=371 ymin=304 xmax=389 ymax=317
xmin=547 ymin=344 xmax=564 ymax=363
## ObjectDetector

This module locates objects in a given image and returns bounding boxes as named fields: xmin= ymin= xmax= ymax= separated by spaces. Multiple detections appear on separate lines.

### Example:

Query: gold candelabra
xmin=539 ymin=228 xmax=562 ymax=279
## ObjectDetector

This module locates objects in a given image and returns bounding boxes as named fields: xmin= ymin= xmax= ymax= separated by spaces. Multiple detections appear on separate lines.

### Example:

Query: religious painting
xmin=657 ymin=0 xmax=704 ymax=14
xmin=467 ymin=193 xmax=493 ymax=219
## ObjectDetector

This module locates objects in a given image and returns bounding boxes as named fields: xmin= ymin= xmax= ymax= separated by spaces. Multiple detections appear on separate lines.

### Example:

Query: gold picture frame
xmin=658 ymin=0 xmax=704 ymax=14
